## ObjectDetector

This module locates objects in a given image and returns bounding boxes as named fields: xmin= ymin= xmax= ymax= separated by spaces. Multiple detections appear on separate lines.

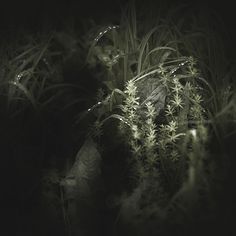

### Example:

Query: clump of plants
xmin=76 ymin=2 xmax=236 ymax=235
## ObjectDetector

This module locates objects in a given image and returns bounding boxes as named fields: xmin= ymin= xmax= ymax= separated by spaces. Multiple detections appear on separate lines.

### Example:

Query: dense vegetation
xmin=1 ymin=1 xmax=235 ymax=235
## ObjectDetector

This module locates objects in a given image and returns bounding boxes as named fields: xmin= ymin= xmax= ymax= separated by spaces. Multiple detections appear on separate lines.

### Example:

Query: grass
xmin=81 ymin=1 xmax=236 ymax=235
xmin=1 ymin=1 xmax=235 ymax=236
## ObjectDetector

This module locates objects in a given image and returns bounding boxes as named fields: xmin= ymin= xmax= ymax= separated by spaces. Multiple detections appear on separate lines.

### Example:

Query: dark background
xmin=0 ymin=0 xmax=235 ymax=56
xmin=0 ymin=0 xmax=235 ymax=32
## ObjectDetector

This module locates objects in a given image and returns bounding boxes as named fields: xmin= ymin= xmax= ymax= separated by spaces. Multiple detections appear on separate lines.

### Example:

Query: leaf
xmin=101 ymin=114 xmax=129 ymax=126
xmin=9 ymin=81 xmax=37 ymax=108
xmin=137 ymin=27 xmax=158 ymax=74
xmin=62 ymin=137 xmax=102 ymax=200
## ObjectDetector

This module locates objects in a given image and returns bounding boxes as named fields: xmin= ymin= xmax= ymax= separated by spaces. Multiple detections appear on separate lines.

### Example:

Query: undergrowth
xmin=1 ymin=1 xmax=235 ymax=236
xmin=79 ymin=1 xmax=236 ymax=235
